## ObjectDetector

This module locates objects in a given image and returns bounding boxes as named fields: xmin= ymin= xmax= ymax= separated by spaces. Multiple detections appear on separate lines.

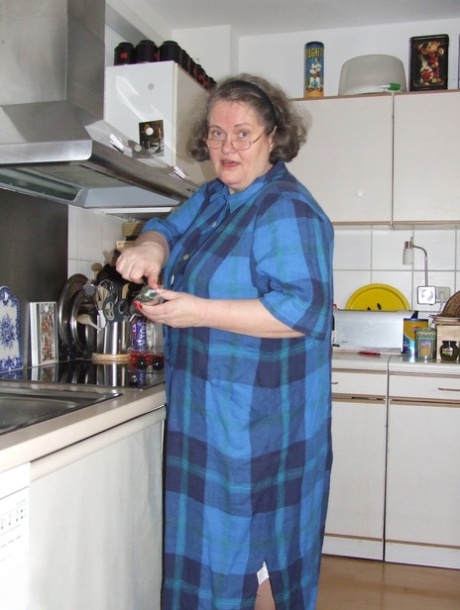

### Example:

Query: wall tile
xmin=412 ymin=229 xmax=456 ymax=270
xmin=372 ymin=229 xmax=412 ymax=270
xmin=334 ymin=270 xmax=371 ymax=308
xmin=334 ymin=230 xmax=371 ymax=270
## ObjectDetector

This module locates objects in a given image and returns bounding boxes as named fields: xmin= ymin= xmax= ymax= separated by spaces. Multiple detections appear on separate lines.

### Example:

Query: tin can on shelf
xmin=409 ymin=34 xmax=449 ymax=91
xmin=305 ymin=42 xmax=324 ymax=98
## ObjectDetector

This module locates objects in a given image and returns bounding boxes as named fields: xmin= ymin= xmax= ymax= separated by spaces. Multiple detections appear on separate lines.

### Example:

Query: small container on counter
xmin=439 ymin=340 xmax=459 ymax=362
xmin=128 ymin=318 xmax=164 ymax=373
xmin=402 ymin=318 xmax=429 ymax=357
xmin=131 ymin=317 xmax=147 ymax=351
xmin=415 ymin=327 xmax=437 ymax=361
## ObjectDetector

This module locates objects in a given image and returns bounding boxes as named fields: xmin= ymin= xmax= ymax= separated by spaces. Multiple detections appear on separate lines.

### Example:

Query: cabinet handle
xmin=438 ymin=387 xmax=460 ymax=392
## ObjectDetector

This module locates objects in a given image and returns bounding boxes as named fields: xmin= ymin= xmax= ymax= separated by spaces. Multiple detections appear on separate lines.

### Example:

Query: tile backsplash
xmin=334 ymin=227 xmax=459 ymax=312
xmin=69 ymin=208 xmax=460 ymax=313
xmin=67 ymin=207 xmax=123 ymax=280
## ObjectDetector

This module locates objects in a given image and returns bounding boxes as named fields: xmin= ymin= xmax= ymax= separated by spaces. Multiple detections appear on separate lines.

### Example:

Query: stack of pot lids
xmin=338 ymin=54 xmax=407 ymax=95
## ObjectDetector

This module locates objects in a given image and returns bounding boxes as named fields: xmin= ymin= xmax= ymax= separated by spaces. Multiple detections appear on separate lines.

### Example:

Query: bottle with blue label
xmin=305 ymin=42 xmax=324 ymax=98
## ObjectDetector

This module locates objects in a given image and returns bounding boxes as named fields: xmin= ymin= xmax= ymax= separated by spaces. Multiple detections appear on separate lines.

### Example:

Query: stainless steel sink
xmin=0 ymin=386 xmax=121 ymax=435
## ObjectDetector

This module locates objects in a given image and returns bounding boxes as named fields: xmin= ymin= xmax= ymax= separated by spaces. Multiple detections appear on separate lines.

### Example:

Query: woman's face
xmin=207 ymin=100 xmax=274 ymax=193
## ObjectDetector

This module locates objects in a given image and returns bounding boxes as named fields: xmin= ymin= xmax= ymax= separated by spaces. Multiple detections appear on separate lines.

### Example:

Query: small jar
xmin=416 ymin=327 xmax=436 ymax=361
xmin=135 ymin=39 xmax=158 ymax=63
xmin=114 ymin=42 xmax=135 ymax=65
xmin=158 ymin=40 xmax=182 ymax=63
xmin=439 ymin=340 xmax=459 ymax=362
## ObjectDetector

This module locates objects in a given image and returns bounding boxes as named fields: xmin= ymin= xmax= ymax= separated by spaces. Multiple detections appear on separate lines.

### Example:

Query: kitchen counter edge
xmin=0 ymin=382 xmax=166 ymax=475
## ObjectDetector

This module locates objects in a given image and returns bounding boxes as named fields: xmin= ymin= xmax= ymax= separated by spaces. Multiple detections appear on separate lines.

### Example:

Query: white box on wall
xmin=105 ymin=61 xmax=211 ymax=184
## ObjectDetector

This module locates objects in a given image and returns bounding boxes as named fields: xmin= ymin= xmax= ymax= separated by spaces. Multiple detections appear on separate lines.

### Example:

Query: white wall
xmin=173 ymin=25 xmax=239 ymax=80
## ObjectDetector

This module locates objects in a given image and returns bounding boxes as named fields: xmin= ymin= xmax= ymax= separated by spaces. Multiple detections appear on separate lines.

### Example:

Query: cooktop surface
xmin=0 ymin=359 xmax=165 ymax=390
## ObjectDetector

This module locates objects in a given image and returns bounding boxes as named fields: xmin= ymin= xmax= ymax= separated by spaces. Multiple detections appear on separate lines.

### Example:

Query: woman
xmin=116 ymin=74 xmax=334 ymax=610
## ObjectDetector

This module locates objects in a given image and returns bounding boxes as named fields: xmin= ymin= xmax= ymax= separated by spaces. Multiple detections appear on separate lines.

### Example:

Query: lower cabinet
xmin=324 ymin=370 xmax=387 ymax=560
xmin=327 ymin=366 xmax=460 ymax=570
xmin=28 ymin=411 xmax=165 ymax=609
xmin=385 ymin=373 xmax=460 ymax=569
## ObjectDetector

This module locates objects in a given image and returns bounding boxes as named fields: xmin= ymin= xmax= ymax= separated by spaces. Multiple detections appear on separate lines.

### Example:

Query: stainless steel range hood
xmin=0 ymin=0 xmax=197 ymax=208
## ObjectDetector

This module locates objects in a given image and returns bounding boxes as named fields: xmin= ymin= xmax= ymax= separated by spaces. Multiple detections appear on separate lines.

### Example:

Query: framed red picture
xmin=410 ymin=34 xmax=449 ymax=91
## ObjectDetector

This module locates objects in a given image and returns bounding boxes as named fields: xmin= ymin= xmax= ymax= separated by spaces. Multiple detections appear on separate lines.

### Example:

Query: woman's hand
xmin=137 ymin=289 xmax=304 ymax=339
xmin=137 ymin=289 xmax=205 ymax=328
xmin=116 ymin=231 xmax=169 ymax=285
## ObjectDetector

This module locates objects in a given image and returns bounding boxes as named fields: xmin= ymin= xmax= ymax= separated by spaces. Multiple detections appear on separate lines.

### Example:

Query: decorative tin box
xmin=410 ymin=34 xmax=449 ymax=91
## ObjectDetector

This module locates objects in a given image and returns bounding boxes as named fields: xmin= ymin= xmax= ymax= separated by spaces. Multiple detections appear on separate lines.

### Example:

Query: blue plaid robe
xmin=143 ymin=161 xmax=333 ymax=610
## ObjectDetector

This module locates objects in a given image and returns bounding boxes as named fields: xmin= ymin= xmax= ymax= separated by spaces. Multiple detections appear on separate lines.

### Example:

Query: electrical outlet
xmin=435 ymin=287 xmax=451 ymax=303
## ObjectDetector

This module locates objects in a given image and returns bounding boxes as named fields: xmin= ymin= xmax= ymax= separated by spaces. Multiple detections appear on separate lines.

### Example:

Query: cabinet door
xmin=393 ymin=91 xmax=460 ymax=223
xmin=386 ymin=400 xmax=460 ymax=569
xmin=28 ymin=416 xmax=164 ymax=609
xmin=290 ymin=96 xmax=393 ymax=224
xmin=323 ymin=397 xmax=387 ymax=560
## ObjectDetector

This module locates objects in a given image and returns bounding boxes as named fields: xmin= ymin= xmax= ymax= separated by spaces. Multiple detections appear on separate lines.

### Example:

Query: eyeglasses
xmin=205 ymin=130 xmax=266 ymax=151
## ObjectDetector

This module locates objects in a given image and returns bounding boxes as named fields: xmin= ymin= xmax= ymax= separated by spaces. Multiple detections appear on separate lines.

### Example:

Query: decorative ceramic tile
xmin=0 ymin=286 xmax=23 ymax=372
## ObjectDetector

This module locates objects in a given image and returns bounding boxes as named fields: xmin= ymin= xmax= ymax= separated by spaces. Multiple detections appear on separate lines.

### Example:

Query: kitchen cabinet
xmin=24 ymin=409 xmax=165 ymax=609
xmin=290 ymin=96 xmax=393 ymax=224
xmin=386 ymin=371 xmax=460 ymax=569
xmin=291 ymin=90 xmax=459 ymax=225
xmin=393 ymin=91 xmax=460 ymax=223
xmin=105 ymin=61 xmax=212 ymax=186
xmin=324 ymin=368 xmax=388 ymax=560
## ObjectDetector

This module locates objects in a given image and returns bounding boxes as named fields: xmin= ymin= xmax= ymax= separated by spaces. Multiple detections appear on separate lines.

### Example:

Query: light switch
xmin=417 ymin=285 xmax=436 ymax=305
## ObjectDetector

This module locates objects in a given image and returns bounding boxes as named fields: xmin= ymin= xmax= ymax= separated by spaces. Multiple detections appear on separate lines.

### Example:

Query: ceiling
xmin=146 ymin=0 xmax=460 ymax=36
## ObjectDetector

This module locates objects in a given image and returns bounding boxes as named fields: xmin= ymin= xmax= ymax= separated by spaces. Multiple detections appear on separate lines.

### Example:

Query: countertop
xmin=1 ymin=352 xmax=457 ymax=475
xmin=0 ymin=381 xmax=166 ymax=475
xmin=333 ymin=350 xmax=460 ymax=376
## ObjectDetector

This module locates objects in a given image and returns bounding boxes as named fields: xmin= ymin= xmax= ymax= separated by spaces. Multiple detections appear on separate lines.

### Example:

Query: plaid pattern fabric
xmin=143 ymin=161 xmax=334 ymax=610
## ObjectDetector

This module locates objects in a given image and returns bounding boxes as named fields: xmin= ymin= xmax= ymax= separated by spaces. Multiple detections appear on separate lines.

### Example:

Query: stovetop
xmin=0 ymin=359 xmax=165 ymax=390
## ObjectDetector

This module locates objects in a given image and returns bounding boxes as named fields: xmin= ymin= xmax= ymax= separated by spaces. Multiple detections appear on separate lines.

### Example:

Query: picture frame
xmin=29 ymin=302 xmax=59 ymax=366
xmin=409 ymin=34 xmax=449 ymax=91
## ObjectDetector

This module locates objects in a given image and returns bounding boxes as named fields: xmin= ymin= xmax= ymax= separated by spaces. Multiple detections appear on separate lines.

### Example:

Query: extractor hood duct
xmin=0 ymin=0 xmax=197 ymax=208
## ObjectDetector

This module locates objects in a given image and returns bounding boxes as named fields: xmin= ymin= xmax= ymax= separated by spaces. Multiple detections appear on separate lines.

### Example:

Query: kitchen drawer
xmin=332 ymin=370 xmax=387 ymax=397
xmin=389 ymin=372 xmax=460 ymax=402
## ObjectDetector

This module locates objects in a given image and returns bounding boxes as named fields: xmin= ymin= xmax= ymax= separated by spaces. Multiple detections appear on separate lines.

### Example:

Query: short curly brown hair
xmin=186 ymin=73 xmax=308 ymax=164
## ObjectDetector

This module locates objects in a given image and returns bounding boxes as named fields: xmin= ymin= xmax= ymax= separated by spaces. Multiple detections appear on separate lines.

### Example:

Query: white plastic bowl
xmin=338 ymin=54 xmax=407 ymax=95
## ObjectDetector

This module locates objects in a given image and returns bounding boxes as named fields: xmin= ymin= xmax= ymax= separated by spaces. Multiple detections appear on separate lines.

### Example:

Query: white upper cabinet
xmin=392 ymin=91 xmax=460 ymax=223
xmin=105 ymin=61 xmax=212 ymax=185
xmin=289 ymin=96 xmax=393 ymax=224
